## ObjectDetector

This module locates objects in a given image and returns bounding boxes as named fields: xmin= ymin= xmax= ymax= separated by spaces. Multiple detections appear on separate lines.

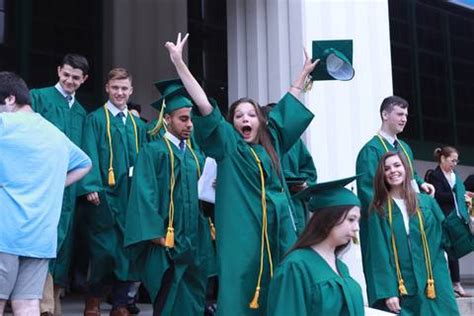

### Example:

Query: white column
xmin=302 ymin=0 xmax=393 ymax=303
xmin=227 ymin=0 xmax=305 ymax=105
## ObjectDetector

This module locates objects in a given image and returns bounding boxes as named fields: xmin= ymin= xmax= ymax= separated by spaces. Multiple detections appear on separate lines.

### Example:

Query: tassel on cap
xmin=165 ymin=227 xmax=174 ymax=248
xmin=149 ymin=100 xmax=166 ymax=137
xmin=108 ymin=168 xmax=116 ymax=187
xmin=426 ymin=279 xmax=436 ymax=299
xmin=249 ymin=287 xmax=260 ymax=309
xmin=398 ymin=280 xmax=408 ymax=296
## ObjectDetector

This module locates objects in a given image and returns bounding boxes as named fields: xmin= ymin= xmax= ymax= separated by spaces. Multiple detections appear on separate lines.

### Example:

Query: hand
xmin=385 ymin=297 xmax=401 ymax=314
xmin=466 ymin=191 xmax=474 ymax=198
xmin=151 ymin=237 xmax=166 ymax=247
xmin=302 ymin=47 xmax=319 ymax=77
xmin=420 ymin=182 xmax=435 ymax=197
xmin=86 ymin=192 xmax=100 ymax=205
xmin=290 ymin=181 xmax=308 ymax=193
xmin=165 ymin=32 xmax=189 ymax=66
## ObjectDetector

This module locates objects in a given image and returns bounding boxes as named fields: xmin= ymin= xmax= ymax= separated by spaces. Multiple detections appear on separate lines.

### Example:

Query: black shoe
xmin=126 ymin=303 xmax=141 ymax=314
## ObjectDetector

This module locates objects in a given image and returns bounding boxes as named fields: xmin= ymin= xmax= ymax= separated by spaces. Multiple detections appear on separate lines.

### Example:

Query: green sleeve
xmin=365 ymin=210 xmax=399 ymax=307
xmin=125 ymin=144 xmax=165 ymax=247
xmin=192 ymin=105 xmax=238 ymax=161
xmin=30 ymin=89 xmax=41 ymax=112
xmin=296 ymin=140 xmax=317 ymax=184
xmin=267 ymin=262 xmax=312 ymax=316
xmin=268 ymin=93 xmax=314 ymax=154
xmin=77 ymin=115 xmax=103 ymax=195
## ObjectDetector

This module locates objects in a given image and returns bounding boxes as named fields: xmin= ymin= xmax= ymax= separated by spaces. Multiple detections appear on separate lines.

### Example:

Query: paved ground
xmin=3 ymin=295 xmax=153 ymax=316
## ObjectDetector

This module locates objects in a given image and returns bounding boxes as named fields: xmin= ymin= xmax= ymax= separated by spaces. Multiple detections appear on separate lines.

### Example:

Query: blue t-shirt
xmin=0 ymin=112 xmax=91 ymax=258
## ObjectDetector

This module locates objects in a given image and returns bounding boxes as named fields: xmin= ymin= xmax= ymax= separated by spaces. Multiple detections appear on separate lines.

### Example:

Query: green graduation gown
xmin=192 ymin=93 xmax=314 ymax=316
xmin=30 ymin=86 xmax=87 ymax=286
xmin=281 ymin=139 xmax=317 ymax=234
xmin=78 ymin=106 xmax=147 ymax=283
xmin=364 ymin=194 xmax=459 ymax=315
xmin=124 ymin=136 xmax=213 ymax=314
xmin=266 ymin=248 xmax=364 ymax=316
xmin=356 ymin=136 xmax=424 ymax=258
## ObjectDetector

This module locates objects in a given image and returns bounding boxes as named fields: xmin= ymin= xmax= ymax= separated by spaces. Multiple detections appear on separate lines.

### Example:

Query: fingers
xmin=182 ymin=33 xmax=189 ymax=45
xmin=385 ymin=297 xmax=401 ymax=313
xmin=177 ymin=32 xmax=181 ymax=43
xmin=304 ymin=46 xmax=310 ymax=60
xmin=86 ymin=192 xmax=100 ymax=205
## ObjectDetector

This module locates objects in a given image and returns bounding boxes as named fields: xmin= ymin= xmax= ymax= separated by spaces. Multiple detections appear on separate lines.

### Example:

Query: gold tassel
xmin=249 ymin=287 xmax=260 ymax=309
xmin=426 ymin=279 xmax=436 ymax=299
xmin=108 ymin=168 xmax=115 ymax=187
xmin=398 ymin=280 xmax=408 ymax=296
xmin=149 ymin=100 xmax=166 ymax=137
xmin=164 ymin=227 xmax=174 ymax=248
xmin=209 ymin=222 xmax=216 ymax=240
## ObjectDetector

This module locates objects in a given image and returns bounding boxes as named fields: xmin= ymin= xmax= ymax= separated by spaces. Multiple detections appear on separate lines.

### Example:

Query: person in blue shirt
xmin=0 ymin=71 xmax=91 ymax=315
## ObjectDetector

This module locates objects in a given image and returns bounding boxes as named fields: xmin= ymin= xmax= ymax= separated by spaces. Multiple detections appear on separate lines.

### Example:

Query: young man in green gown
xmin=125 ymin=79 xmax=213 ymax=315
xmin=30 ymin=53 xmax=89 ymax=316
xmin=78 ymin=68 xmax=147 ymax=316
xmin=355 ymin=96 xmax=435 ymax=278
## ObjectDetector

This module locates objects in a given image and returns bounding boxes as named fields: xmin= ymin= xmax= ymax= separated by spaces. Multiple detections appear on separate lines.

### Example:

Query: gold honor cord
xmin=388 ymin=200 xmax=436 ymax=299
xmin=248 ymin=147 xmax=273 ymax=309
xmin=163 ymin=136 xmax=176 ymax=248
xmin=377 ymin=134 xmax=415 ymax=177
xmin=104 ymin=105 xmax=140 ymax=187
xmin=186 ymin=139 xmax=217 ymax=240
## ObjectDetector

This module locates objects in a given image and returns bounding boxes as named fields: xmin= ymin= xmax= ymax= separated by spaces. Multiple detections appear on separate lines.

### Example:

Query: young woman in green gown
xmin=365 ymin=151 xmax=459 ymax=315
xmin=266 ymin=177 xmax=365 ymax=316
xmin=165 ymin=33 xmax=318 ymax=315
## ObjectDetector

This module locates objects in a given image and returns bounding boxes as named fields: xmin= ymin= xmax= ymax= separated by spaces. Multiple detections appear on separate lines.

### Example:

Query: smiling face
xmin=327 ymin=206 xmax=361 ymax=247
xmin=57 ymin=64 xmax=88 ymax=95
xmin=232 ymin=102 xmax=261 ymax=144
xmin=105 ymin=78 xmax=133 ymax=110
xmin=384 ymin=154 xmax=406 ymax=188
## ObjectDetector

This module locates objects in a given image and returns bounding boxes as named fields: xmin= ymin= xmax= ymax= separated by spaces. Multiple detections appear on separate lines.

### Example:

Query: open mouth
xmin=241 ymin=125 xmax=252 ymax=138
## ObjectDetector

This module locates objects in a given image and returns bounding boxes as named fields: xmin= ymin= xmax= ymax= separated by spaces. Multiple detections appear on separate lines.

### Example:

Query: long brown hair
xmin=289 ymin=205 xmax=354 ymax=255
xmin=228 ymin=97 xmax=281 ymax=176
xmin=371 ymin=151 xmax=418 ymax=215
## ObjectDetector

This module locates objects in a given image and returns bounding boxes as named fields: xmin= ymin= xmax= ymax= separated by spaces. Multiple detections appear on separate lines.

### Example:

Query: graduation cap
xmin=149 ymin=79 xmax=193 ymax=136
xmin=151 ymin=79 xmax=193 ymax=114
xmin=311 ymin=40 xmax=355 ymax=81
xmin=294 ymin=175 xmax=361 ymax=212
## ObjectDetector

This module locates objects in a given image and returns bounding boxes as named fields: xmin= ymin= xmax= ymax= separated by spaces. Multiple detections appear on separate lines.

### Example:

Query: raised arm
xmin=288 ymin=48 xmax=319 ymax=98
xmin=165 ymin=33 xmax=213 ymax=116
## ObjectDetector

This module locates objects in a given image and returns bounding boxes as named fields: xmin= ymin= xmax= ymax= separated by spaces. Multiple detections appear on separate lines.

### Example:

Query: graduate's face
xmin=106 ymin=78 xmax=133 ymax=110
xmin=384 ymin=155 xmax=406 ymax=188
xmin=233 ymin=102 xmax=260 ymax=143
xmin=57 ymin=64 xmax=88 ymax=95
xmin=382 ymin=105 xmax=408 ymax=135
xmin=165 ymin=107 xmax=193 ymax=140
xmin=328 ymin=207 xmax=360 ymax=246
xmin=441 ymin=152 xmax=459 ymax=173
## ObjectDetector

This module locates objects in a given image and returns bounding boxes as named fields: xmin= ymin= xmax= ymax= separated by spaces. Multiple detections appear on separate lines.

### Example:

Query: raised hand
xmin=303 ymin=47 xmax=319 ymax=77
xmin=165 ymin=32 xmax=190 ymax=66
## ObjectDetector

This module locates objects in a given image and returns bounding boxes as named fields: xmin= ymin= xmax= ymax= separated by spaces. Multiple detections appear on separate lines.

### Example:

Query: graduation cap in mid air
xmin=311 ymin=40 xmax=355 ymax=81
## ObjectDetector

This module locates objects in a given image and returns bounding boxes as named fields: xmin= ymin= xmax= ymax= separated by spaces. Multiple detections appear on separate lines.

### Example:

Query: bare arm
xmin=288 ymin=48 xmax=319 ymax=98
xmin=65 ymin=164 xmax=92 ymax=187
xmin=165 ymin=33 xmax=213 ymax=116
